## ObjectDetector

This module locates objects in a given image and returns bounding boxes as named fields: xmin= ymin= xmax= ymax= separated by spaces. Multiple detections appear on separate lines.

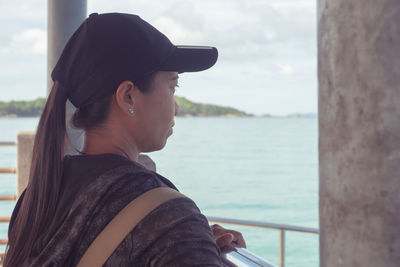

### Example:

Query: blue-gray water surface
xmin=0 ymin=117 xmax=318 ymax=266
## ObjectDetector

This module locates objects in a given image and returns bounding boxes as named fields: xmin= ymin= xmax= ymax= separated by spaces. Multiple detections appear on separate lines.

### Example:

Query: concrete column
xmin=48 ymin=0 xmax=87 ymax=93
xmin=318 ymin=1 xmax=400 ymax=266
xmin=16 ymin=132 xmax=35 ymax=197
xmin=48 ymin=0 xmax=87 ymax=153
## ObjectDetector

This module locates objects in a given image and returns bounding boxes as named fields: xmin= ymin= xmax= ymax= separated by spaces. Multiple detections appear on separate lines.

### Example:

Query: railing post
xmin=279 ymin=229 xmax=285 ymax=267
xmin=16 ymin=132 xmax=35 ymax=197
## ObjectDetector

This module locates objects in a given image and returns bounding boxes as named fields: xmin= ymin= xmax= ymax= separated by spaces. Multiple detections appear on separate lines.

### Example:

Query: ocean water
xmin=0 ymin=117 xmax=319 ymax=266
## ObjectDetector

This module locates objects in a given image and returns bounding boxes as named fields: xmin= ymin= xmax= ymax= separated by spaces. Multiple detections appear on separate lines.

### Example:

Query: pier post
xmin=47 ymin=0 xmax=87 ymax=94
xmin=48 ymin=0 xmax=87 ymax=152
xmin=318 ymin=0 xmax=400 ymax=266
xmin=16 ymin=132 xmax=35 ymax=197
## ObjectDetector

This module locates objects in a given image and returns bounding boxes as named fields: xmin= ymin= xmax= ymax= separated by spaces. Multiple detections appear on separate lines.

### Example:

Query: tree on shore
xmin=0 ymin=97 xmax=251 ymax=117
xmin=0 ymin=98 xmax=46 ymax=117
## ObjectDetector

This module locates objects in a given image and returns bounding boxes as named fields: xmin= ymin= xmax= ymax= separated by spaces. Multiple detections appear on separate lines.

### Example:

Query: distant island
xmin=285 ymin=113 xmax=317 ymax=118
xmin=0 ymin=97 xmax=252 ymax=118
xmin=262 ymin=113 xmax=318 ymax=118
xmin=175 ymin=97 xmax=252 ymax=117
xmin=0 ymin=98 xmax=46 ymax=117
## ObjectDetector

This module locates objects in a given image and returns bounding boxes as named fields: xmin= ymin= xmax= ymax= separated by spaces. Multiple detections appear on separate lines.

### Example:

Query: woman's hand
xmin=211 ymin=224 xmax=247 ymax=253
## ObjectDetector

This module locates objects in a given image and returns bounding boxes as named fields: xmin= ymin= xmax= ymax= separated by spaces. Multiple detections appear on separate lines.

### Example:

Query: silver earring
xmin=128 ymin=107 xmax=135 ymax=116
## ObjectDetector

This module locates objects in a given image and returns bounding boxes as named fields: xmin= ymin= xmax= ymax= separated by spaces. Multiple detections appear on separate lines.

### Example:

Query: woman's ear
xmin=114 ymin=81 xmax=137 ymax=116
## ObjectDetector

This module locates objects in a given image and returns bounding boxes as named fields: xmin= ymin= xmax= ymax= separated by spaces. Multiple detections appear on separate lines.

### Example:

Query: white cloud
xmin=1 ymin=28 xmax=46 ymax=55
xmin=271 ymin=1 xmax=315 ymax=8
xmin=279 ymin=64 xmax=295 ymax=75
xmin=14 ymin=29 xmax=46 ymax=54
xmin=153 ymin=17 xmax=205 ymax=44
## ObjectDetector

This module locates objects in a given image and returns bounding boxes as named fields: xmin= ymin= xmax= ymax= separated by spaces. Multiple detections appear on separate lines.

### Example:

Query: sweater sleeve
xmin=105 ymin=197 xmax=223 ymax=266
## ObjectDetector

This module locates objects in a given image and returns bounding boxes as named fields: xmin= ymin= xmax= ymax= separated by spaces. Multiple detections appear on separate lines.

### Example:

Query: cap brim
xmin=159 ymin=46 xmax=218 ymax=73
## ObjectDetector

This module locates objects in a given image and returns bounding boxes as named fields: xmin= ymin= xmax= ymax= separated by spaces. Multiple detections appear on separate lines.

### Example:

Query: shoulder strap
xmin=77 ymin=187 xmax=187 ymax=267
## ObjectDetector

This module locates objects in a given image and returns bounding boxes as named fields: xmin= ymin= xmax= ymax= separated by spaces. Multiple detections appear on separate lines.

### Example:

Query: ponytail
xmin=4 ymin=81 xmax=68 ymax=266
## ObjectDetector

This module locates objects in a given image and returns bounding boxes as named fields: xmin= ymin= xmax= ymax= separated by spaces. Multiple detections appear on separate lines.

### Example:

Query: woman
xmin=4 ymin=12 xmax=245 ymax=266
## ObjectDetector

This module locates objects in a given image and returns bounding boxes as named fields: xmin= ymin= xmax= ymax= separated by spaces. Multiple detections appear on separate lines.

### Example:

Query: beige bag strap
xmin=77 ymin=187 xmax=187 ymax=267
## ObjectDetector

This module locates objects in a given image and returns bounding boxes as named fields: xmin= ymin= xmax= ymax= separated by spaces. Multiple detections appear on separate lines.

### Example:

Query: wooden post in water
xmin=318 ymin=0 xmax=400 ymax=266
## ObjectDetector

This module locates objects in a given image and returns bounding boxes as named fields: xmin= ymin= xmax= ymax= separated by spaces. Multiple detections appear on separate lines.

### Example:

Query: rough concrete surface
xmin=318 ymin=0 xmax=400 ymax=266
xmin=47 ymin=0 xmax=87 ymax=92
xmin=17 ymin=132 xmax=35 ymax=197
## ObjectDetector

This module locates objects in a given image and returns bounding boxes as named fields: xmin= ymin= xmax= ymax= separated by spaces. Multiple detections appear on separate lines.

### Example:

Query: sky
xmin=0 ymin=0 xmax=317 ymax=116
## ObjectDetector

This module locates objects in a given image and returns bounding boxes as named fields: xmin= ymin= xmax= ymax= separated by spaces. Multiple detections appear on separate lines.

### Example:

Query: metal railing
xmin=208 ymin=216 xmax=318 ymax=267
xmin=0 ymin=141 xmax=17 ymax=202
xmin=0 ymin=142 xmax=16 ymax=146
xmin=0 ymin=141 xmax=17 ymax=266
xmin=223 ymin=247 xmax=277 ymax=267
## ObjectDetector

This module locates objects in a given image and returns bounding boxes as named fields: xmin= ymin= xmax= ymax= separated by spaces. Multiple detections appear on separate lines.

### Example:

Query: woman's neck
xmin=82 ymin=128 xmax=139 ymax=162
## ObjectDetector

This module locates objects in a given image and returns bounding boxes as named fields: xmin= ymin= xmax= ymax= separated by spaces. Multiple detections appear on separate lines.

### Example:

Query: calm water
xmin=0 ymin=117 xmax=319 ymax=266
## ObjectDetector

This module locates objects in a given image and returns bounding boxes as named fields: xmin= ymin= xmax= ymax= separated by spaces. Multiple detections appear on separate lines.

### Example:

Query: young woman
xmin=4 ymin=12 xmax=245 ymax=266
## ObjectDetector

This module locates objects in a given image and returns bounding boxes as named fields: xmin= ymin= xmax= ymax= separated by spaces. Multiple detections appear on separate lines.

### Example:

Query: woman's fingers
xmin=216 ymin=233 xmax=233 ymax=247
xmin=230 ymin=230 xmax=246 ymax=248
xmin=211 ymin=224 xmax=248 ymax=253
xmin=215 ymin=233 xmax=237 ymax=253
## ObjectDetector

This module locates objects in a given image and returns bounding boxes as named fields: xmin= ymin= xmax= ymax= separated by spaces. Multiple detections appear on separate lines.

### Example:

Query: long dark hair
xmin=4 ymin=81 xmax=68 ymax=266
xmin=4 ymin=74 xmax=154 ymax=266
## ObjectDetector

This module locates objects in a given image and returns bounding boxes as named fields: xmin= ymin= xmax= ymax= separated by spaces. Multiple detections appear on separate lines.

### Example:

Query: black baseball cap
xmin=51 ymin=12 xmax=218 ymax=108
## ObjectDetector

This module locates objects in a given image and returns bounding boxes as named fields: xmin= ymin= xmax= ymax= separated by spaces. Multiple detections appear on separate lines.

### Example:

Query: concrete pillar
xmin=48 ymin=0 xmax=87 ymax=153
xmin=16 ymin=132 xmax=35 ymax=197
xmin=318 ymin=1 xmax=400 ymax=266
xmin=48 ymin=0 xmax=87 ymax=93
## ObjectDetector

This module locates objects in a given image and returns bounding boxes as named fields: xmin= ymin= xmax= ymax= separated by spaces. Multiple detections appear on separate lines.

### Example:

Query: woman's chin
xmin=142 ymin=139 xmax=168 ymax=153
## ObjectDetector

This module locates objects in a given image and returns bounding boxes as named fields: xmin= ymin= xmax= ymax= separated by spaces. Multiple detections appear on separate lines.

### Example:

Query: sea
xmin=0 ymin=117 xmax=319 ymax=267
